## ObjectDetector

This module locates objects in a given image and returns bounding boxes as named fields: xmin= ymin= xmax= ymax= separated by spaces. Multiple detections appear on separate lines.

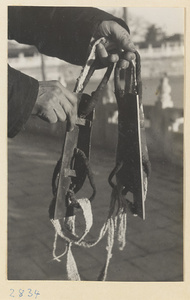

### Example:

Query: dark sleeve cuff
xmin=8 ymin=65 xmax=39 ymax=138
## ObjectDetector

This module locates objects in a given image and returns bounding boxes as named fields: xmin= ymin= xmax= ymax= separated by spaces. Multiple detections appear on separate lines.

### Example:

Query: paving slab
xmin=8 ymin=130 xmax=183 ymax=281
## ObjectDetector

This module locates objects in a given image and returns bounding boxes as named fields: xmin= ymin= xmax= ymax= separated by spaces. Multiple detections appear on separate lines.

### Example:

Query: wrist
xmin=31 ymin=84 xmax=42 ymax=115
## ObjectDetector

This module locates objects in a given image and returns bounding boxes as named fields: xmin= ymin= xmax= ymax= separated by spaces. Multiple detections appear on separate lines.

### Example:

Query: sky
xmin=100 ymin=7 xmax=184 ymax=36
xmin=128 ymin=7 xmax=184 ymax=35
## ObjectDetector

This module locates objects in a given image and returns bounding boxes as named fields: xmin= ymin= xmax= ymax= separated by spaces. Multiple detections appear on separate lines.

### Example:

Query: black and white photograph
xmin=4 ymin=2 xmax=187 ymax=298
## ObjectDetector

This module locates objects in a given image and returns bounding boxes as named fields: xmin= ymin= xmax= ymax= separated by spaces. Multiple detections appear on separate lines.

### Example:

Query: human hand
xmin=32 ymin=81 xmax=77 ymax=131
xmin=95 ymin=20 xmax=136 ymax=69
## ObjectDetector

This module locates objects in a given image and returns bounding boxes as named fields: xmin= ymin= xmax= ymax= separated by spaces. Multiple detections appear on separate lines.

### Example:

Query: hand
xmin=32 ymin=81 xmax=77 ymax=131
xmin=95 ymin=20 xmax=136 ymax=69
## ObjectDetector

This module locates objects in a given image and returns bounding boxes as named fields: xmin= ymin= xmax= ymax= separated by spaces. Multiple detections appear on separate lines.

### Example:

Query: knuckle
xmin=52 ymin=81 xmax=62 ymax=93
xmin=45 ymin=102 xmax=51 ymax=110
xmin=48 ymin=91 xmax=55 ymax=100
xmin=49 ymin=97 xmax=55 ymax=105
xmin=109 ymin=54 xmax=119 ymax=63
xmin=55 ymin=86 xmax=61 ymax=94
xmin=119 ymin=59 xmax=129 ymax=69
xmin=127 ymin=52 xmax=136 ymax=60
xmin=53 ymin=93 xmax=60 ymax=102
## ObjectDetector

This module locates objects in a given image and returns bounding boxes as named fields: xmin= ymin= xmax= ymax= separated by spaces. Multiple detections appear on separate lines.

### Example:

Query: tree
xmin=128 ymin=14 xmax=150 ymax=42
xmin=145 ymin=24 xmax=166 ymax=46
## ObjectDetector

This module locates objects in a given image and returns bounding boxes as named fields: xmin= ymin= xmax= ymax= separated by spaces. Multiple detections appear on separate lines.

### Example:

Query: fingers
xmin=96 ymin=43 xmax=119 ymax=66
xmin=53 ymin=83 xmax=77 ymax=130
xmin=36 ymin=94 xmax=67 ymax=124
xmin=52 ymin=100 xmax=67 ymax=123
xmin=53 ymin=81 xmax=77 ymax=106
xmin=96 ymin=21 xmax=136 ymax=69
xmin=118 ymin=60 xmax=129 ymax=69
xmin=117 ymin=51 xmax=136 ymax=69
xmin=96 ymin=41 xmax=135 ymax=69
xmin=33 ymin=81 xmax=77 ymax=131
xmin=39 ymin=81 xmax=76 ymax=106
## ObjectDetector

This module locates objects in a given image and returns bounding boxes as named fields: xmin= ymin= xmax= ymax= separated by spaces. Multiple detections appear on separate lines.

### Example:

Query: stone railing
xmin=24 ymin=97 xmax=183 ymax=167
xmin=137 ymin=43 xmax=184 ymax=59
xmin=23 ymin=74 xmax=183 ymax=167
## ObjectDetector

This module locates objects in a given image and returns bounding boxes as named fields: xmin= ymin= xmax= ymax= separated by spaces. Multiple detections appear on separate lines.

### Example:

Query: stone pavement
xmin=8 ymin=130 xmax=183 ymax=281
